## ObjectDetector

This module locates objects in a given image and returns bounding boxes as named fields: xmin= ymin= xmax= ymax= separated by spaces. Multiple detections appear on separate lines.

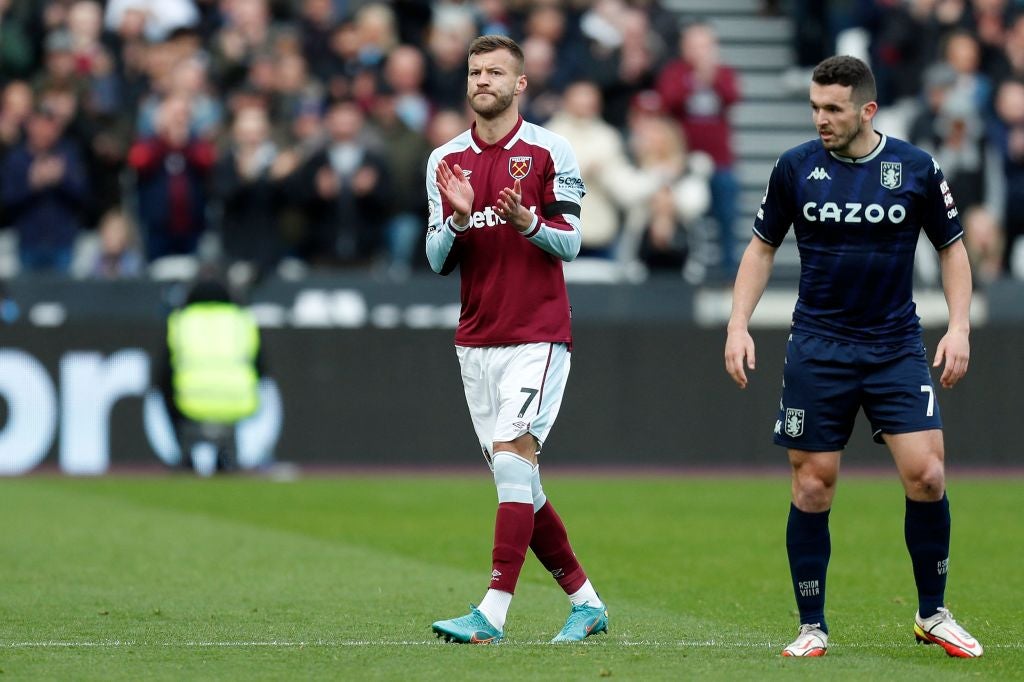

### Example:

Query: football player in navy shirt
xmin=725 ymin=56 xmax=982 ymax=658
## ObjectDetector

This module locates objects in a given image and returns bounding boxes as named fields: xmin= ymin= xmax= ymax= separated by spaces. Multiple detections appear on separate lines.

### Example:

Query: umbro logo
xmin=461 ymin=169 xmax=472 ymax=178
xmin=807 ymin=167 xmax=831 ymax=181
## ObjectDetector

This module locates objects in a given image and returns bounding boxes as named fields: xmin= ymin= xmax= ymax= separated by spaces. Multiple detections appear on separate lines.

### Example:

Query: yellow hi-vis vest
xmin=168 ymin=302 xmax=260 ymax=424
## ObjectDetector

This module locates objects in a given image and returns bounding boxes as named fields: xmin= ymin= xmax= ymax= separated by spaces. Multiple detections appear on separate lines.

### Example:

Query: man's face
xmin=466 ymin=48 xmax=524 ymax=119
xmin=809 ymin=82 xmax=867 ymax=153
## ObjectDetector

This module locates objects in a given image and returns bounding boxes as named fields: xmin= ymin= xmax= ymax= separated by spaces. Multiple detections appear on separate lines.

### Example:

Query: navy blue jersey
xmin=753 ymin=134 xmax=963 ymax=343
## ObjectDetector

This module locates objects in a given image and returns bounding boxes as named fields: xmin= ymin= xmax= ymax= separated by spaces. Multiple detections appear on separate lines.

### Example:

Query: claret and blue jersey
xmin=754 ymin=133 xmax=963 ymax=344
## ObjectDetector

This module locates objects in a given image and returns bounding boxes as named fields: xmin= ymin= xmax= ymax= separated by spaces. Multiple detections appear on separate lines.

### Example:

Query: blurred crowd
xmin=0 ymin=0 xmax=1022 ymax=287
xmin=783 ymin=0 xmax=1024 ymax=285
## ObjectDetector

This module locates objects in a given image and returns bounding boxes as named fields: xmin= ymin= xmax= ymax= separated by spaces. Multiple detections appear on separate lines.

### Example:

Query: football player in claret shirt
xmin=725 ymin=56 xmax=983 ymax=658
xmin=425 ymin=35 xmax=607 ymax=644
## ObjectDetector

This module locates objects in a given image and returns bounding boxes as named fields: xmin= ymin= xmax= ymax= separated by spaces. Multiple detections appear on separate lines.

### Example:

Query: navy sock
xmin=905 ymin=494 xmax=950 ymax=619
xmin=786 ymin=504 xmax=831 ymax=633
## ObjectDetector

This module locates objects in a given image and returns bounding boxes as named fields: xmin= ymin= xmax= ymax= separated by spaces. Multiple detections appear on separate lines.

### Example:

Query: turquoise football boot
xmin=551 ymin=603 xmax=609 ymax=642
xmin=432 ymin=606 xmax=504 ymax=644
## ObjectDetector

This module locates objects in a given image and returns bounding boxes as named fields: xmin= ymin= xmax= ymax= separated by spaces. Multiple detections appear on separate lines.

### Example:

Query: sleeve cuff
xmin=520 ymin=215 xmax=541 ymax=238
xmin=448 ymin=215 xmax=471 ymax=233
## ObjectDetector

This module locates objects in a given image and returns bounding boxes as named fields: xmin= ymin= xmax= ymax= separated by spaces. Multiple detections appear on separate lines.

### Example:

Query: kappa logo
xmin=509 ymin=156 xmax=532 ymax=180
xmin=806 ymin=167 xmax=831 ymax=181
xmin=784 ymin=408 xmax=805 ymax=437
xmin=881 ymin=161 xmax=902 ymax=189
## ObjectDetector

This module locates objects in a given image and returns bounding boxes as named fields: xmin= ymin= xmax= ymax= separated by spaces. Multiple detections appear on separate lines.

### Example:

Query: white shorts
xmin=456 ymin=342 xmax=571 ymax=462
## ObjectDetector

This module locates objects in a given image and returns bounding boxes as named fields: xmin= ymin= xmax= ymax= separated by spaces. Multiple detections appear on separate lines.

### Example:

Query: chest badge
xmin=509 ymin=156 xmax=532 ymax=180
xmin=880 ymin=161 xmax=902 ymax=190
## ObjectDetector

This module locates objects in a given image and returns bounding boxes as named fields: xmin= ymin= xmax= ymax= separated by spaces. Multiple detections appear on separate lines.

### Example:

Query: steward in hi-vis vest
xmin=167 ymin=300 xmax=260 ymax=424
xmin=157 ymin=277 xmax=264 ymax=474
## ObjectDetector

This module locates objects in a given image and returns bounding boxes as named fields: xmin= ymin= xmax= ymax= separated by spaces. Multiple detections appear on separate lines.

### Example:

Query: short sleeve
xmin=922 ymin=158 xmax=965 ymax=250
xmin=752 ymin=157 xmax=795 ymax=247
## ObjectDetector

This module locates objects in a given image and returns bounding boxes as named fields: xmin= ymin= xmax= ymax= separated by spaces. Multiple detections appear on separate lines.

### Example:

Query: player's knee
xmin=791 ymin=468 xmax=837 ymax=510
xmin=492 ymin=451 xmax=535 ymax=504
xmin=904 ymin=460 xmax=946 ymax=500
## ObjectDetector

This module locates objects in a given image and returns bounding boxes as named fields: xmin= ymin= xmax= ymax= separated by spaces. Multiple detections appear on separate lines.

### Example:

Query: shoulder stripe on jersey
xmin=544 ymin=200 xmax=581 ymax=218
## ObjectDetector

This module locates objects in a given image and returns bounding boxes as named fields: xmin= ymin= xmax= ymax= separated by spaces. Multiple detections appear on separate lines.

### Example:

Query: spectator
xmin=424 ymin=10 xmax=476 ymax=110
xmin=127 ymin=93 xmax=217 ymax=261
xmin=90 ymin=206 xmax=145 ymax=279
xmin=962 ymin=205 xmax=1004 ymax=287
xmin=138 ymin=55 xmax=223 ymax=140
xmin=424 ymin=106 xmax=469 ymax=151
xmin=0 ymin=0 xmax=36 ymax=81
xmin=352 ymin=2 xmax=400 ymax=71
xmin=1003 ymin=13 xmax=1024 ymax=81
xmin=368 ymin=88 xmax=432 ymax=278
xmin=578 ymin=1 xmax=665 ymax=129
xmin=911 ymin=65 xmax=987 ymax=211
xmin=210 ymin=0 xmax=275 ymax=93
xmin=290 ymin=98 xmax=390 ymax=266
xmin=1 ymin=103 xmax=90 ymax=274
xmin=299 ymin=0 xmax=338 ymax=82
xmin=104 ymin=0 xmax=200 ymax=43
xmin=992 ymin=78 xmax=1024 ymax=277
xmin=269 ymin=51 xmax=324 ymax=134
xmin=518 ymin=36 xmax=563 ymax=124
xmin=381 ymin=44 xmax=431 ymax=134
xmin=623 ymin=111 xmax=711 ymax=276
xmin=212 ymin=104 xmax=294 ymax=275
xmin=656 ymin=20 xmax=741 ymax=278
xmin=940 ymin=30 xmax=992 ymax=114
xmin=0 ymin=80 xmax=32 ymax=161
xmin=545 ymin=80 xmax=637 ymax=258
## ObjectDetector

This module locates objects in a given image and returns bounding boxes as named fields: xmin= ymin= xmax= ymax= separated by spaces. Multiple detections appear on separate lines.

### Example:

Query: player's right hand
xmin=724 ymin=329 xmax=756 ymax=389
xmin=435 ymin=160 xmax=474 ymax=218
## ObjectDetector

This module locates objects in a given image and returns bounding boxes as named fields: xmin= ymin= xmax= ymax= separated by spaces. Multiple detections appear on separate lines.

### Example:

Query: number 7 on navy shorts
xmin=773 ymin=333 xmax=943 ymax=452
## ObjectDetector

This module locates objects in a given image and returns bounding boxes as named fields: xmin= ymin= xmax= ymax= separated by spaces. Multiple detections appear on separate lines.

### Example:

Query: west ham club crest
xmin=509 ymin=156 xmax=532 ymax=180
xmin=880 ymin=161 xmax=902 ymax=190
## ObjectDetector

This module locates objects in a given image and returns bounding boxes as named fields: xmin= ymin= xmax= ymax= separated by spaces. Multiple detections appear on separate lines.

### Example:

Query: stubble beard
xmin=822 ymin=119 xmax=862 ymax=155
xmin=469 ymin=89 xmax=514 ymax=119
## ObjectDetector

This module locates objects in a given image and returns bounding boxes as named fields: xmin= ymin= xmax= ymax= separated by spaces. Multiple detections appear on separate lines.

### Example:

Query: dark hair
xmin=468 ymin=34 xmax=524 ymax=74
xmin=812 ymin=56 xmax=877 ymax=106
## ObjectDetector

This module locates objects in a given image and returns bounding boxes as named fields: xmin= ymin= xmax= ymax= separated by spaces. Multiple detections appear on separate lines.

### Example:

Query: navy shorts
xmin=773 ymin=332 xmax=943 ymax=452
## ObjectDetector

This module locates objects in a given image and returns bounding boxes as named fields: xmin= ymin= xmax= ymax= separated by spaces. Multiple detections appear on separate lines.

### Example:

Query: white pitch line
xmin=3 ymin=640 xmax=1022 ymax=649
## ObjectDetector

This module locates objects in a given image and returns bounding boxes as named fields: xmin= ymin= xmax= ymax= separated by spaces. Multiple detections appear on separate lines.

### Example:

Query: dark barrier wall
xmin=0 ymin=322 xmax=1018 ymax=470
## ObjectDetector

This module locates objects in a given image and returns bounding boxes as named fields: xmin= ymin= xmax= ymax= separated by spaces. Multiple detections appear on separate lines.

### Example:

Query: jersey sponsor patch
xmin=881 ymin=161 xmax=902 ymax=190
xmin=509 ymin=156 xmax=532 ymax=180
xmin=784 ymin=407 xmax=805 ymax=437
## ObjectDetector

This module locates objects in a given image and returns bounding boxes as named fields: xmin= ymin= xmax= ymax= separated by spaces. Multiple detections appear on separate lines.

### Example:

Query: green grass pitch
xmin=0 ymin=473 xmax=1020 ymax=680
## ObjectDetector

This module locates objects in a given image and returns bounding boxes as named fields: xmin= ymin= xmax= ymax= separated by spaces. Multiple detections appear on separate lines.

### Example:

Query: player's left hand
xmin=933 ymin=328 xmax=969 ymax=388
xmin=496 ymin=178 xmax=531 ymax=232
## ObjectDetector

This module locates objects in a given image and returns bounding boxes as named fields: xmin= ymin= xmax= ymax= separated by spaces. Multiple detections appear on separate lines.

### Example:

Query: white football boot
xmin=781 ymin=623 xmax=828 ymax=657
xmin=914 ymin=607 xmax=983 ymax=658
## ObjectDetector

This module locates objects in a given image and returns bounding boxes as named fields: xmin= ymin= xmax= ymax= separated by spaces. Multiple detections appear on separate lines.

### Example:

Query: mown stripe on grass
xmin=4 ymin=640 xmax=1022 ymax=649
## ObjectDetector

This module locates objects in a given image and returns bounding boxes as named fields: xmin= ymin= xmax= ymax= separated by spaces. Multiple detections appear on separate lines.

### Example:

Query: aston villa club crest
xmin=784 ymin=408 xmax=805 ymax=438
xmin=880 ymin=161 xmax=902 ymax=190
xmin=509 ymin=156 xmax=532 ymax=180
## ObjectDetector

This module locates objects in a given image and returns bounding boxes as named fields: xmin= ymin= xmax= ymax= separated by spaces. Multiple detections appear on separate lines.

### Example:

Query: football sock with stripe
xmin=487 ymin=452 xmax=535 ymax=598
xmin=905 ymin=494 xmax=950 ymax=619
xmin=531 ymin=500 xmax=589 ymax=597
xmin=786 ymin=503 xmax=831 ymax=633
